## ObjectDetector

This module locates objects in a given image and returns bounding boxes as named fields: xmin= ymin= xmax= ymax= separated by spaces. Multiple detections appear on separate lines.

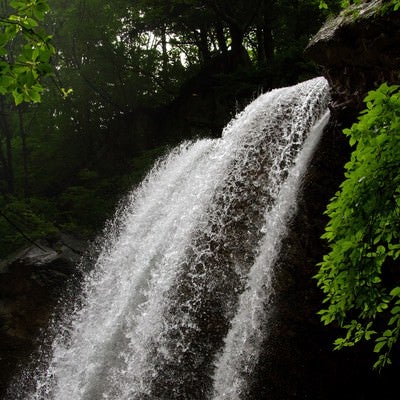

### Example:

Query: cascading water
xmin=211 ymin=111 xmax=330 ymax=400
xmin=8 ymin=77 xmax=330 ymax=400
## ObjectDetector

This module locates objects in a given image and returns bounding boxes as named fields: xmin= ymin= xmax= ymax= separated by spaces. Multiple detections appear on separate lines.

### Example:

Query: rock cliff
xmin=0 ymin=234 xmax=84 ymax=396
xmin=251 ymin=2 xmax=400 ymax=398
xmin=305 ymin=0 xmax=400 ymax=122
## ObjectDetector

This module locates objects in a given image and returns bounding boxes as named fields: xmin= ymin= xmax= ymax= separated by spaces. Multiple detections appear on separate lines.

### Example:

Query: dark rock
xmin=0 ymin=233 xmax=85 ymax=398
xmin=251 ymin=5 xmax=400 ymax=398
xmin=305 ymin=0 xmax=400 ymax=123
xmin=250 ymin=120 xmax=399 ymax=399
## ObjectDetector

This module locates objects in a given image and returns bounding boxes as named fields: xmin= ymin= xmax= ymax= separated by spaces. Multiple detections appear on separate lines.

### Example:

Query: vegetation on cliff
xmin=313 ymin=0 xmax=400 ymax=370
xmin=317 ymin=83 xmax=400 ymax=369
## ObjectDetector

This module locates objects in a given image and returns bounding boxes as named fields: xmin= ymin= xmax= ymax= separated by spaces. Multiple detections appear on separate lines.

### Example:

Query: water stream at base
xmin=8 ymin=77 xmax=330 ymax=400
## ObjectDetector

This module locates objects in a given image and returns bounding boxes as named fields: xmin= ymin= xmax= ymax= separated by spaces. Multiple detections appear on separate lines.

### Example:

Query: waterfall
xmin=8 ymin=77 xmax=330 ymax=400
xmin=211 ymin=111 xmax=330 ymax=399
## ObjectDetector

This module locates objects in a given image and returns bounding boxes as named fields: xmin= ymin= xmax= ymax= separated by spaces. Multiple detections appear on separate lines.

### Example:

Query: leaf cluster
xmin=0 ymin=0 xmax=54 ymax=104
xmin=319 ymin=0 xmax=400 ymax=12
xmin=316 ymin=83 xmax=400 ymax=369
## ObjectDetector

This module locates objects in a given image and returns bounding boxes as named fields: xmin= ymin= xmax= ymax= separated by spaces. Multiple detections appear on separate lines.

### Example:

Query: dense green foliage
xmin=0 ymin=0 xmax=54 ymax=104
xmin=316 ymin=83 xmax=400 ymax=369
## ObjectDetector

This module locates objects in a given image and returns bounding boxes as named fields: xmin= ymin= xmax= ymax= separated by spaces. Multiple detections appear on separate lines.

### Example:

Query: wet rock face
xmin=252 ymin=8 xmax=400 ymax=398
xmin=305 ymin=0 xmax=400 ymax=123
xmin=0 ymin=234 xmax=85 ymax=397
xmin=251 ymin=121 xmax=400 ymax=400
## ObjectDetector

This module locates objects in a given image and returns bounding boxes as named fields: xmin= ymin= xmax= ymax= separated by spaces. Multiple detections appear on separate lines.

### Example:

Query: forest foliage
xmin=0 ymin=0 xmax=334 ymax=255
xmin=0 ymin=0 xmax=54 ymax=104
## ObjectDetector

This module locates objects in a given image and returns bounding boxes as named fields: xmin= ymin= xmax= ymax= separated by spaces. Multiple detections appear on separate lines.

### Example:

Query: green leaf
xmin=365 ymin=330 xmax=376 ymax=340
xmin=390 ymin=306 xmax=400 ymax=315
xmin=9 ymin=0 xmax=26 ymax=10
xmin=12 ymin=89 xmax=24 ymax=105
xmin=390 ymin=287 xmax=400 ymax=297
xmin=373 ymin=340 xmax=386 ymax=353
xmin=319 ymin=1 xmax=328 ymax=9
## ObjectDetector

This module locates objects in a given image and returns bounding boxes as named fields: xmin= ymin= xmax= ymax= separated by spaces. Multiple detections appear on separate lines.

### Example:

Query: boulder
xmin=0 ymin=233 xmax=85 ymax=397
xmin=305 ymin=0 xmax=400 ymax=122
xmin=250 ymin=3 xmax=400 ymax=398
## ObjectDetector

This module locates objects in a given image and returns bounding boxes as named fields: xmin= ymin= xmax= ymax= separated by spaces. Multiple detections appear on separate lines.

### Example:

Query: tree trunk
xmin=201 ymin=27 xmax=211 ymax=62
xmin=263 ymin=24 xmax=274 ymax=62
xmin=215 ymin=22 xmax=228 ymax=56
xmin=0 ymin=99 xmax=14 ymax=194
xmin=18 ymin=107 xmax=30 ymax=197
xmin=196 ymin=27 xmax=211 ymax=64
xmin=0 ymin=140 xmax=9 ymax=194
xmin=161 ymin=24 xmax=168 ymax=72
xmin=256 ymin=25 xmax=265 ymax=65
xmin=228 ymin=25 xmax=249 ymax=65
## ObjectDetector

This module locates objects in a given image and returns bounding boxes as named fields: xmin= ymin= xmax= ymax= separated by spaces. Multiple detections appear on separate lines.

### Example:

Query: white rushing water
xmin=211 ymin=111 xmax=330 ymax=400
xmin=9 ymin=77 xmax=330 ymax=400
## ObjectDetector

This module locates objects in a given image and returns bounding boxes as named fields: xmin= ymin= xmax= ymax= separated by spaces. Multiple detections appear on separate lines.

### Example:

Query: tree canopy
xmin=0 ymin=0 xmax=54 ymax=104
xmin=0 ymin=0 xmax=333 ymax=254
